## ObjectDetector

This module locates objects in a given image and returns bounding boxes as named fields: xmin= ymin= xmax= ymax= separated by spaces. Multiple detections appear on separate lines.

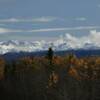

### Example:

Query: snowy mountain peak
xmin=0 ymin=30 xmax=100 ymax=54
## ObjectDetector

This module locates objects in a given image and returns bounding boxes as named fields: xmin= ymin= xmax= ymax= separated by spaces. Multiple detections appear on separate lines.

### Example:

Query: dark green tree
xmin=47 ymin=47 xmax=54 ymax=64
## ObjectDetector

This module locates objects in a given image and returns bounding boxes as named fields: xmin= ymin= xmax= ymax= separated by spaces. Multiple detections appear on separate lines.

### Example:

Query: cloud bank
xmin=0 ymin=17 xmax=57 ymax=23
xmin=0 ymin=26 xmax=100 ymax=34
xmin=55 ymin=30 xmax=100 ymax=49
xmin=0 ymin=30 xmax=100 ymax=54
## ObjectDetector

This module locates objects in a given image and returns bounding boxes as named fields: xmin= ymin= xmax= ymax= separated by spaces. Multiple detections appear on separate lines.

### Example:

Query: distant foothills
xmin=1 ymin=49 xmax=100 ymax=61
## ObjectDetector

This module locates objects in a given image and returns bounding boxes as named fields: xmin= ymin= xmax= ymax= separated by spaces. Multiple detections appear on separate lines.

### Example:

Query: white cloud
xmin=0 ymin=26 xmax=100 ymax=34
xmin=75 ymin=17 xmax=87 ymax=21
xmin=32 ymin=17 xmax=57 ymax=22
xmin=0 ymin=28 xmax=24 ymax=34
xmin=0 ymin=17 xmax=57 ymax=23
xmin=53 ymin=30 xmax=100 ymax=49
xmin=30 ymin=26 xmax=100 ymax=32
xmin=0 ymin=17 xmax=88 ymax=24
xmin=0 ymin=28 xmax=12 ymax=33
xmin=89 ymin=30 xmax=100 ymax=45
xmin=0 ymin=18 xmax=20 ymax=23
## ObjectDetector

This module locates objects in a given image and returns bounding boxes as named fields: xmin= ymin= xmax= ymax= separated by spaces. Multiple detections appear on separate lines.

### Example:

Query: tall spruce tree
xmin=47 ymin=47 xmax=54 ymax=65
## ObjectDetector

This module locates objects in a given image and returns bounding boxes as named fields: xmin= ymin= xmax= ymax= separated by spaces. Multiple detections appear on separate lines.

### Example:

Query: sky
xmin=0 ymin=0 xmax=100 ymax=41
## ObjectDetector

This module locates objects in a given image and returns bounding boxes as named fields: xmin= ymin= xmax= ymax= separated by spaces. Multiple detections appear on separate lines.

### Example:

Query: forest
xmin=0 ymin=48 xmax=100 ymax=100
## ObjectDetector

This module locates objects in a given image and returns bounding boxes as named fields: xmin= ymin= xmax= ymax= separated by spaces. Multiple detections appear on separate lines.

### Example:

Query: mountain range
xmin=0 ymin=31 xmax=100 ymax=54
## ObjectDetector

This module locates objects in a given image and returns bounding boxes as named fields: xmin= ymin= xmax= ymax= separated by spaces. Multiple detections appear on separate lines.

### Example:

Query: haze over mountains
xmin=0 ymin=30 xmax=100 ymax=54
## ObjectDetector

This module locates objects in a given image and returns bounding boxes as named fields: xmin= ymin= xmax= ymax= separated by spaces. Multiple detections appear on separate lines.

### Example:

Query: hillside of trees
xmin=0 ymin=48 xmax=100 ymax=100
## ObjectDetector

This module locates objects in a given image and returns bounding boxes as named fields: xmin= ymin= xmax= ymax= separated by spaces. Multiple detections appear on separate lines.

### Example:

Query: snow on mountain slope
xmin=0 ymin=30 xmax=100 ymax=54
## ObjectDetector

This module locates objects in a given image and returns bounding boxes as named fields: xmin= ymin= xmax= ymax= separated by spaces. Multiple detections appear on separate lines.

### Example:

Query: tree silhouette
xmin=47 ymin=47 xmax=54 ymax=64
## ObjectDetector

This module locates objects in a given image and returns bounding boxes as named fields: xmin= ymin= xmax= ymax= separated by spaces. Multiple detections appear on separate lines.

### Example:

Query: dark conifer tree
xmin=47 ymin=47 xmax=54 ymax=65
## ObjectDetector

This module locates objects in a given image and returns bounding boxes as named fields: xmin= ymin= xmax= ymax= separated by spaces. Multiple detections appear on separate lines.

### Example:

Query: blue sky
xmin=0 ymin=0 xmax=100 ymax=41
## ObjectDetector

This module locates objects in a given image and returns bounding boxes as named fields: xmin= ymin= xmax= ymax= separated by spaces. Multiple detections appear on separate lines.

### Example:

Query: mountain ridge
xmin=1 ymin=49 xmax=100 ymax=62
xmin=0 ymin=31 xmax=100 ymax=54
xmin=0 ymin=39 xmax=100 ymax=54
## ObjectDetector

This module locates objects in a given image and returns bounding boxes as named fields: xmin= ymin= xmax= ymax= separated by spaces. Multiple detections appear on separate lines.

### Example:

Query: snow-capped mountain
xmin=0 ymin=30 xmax=100 ymax=54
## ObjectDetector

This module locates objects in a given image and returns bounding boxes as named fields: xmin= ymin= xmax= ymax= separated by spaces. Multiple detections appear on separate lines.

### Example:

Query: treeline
xmin=0 ymin=49 xmax=100 ymax=100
